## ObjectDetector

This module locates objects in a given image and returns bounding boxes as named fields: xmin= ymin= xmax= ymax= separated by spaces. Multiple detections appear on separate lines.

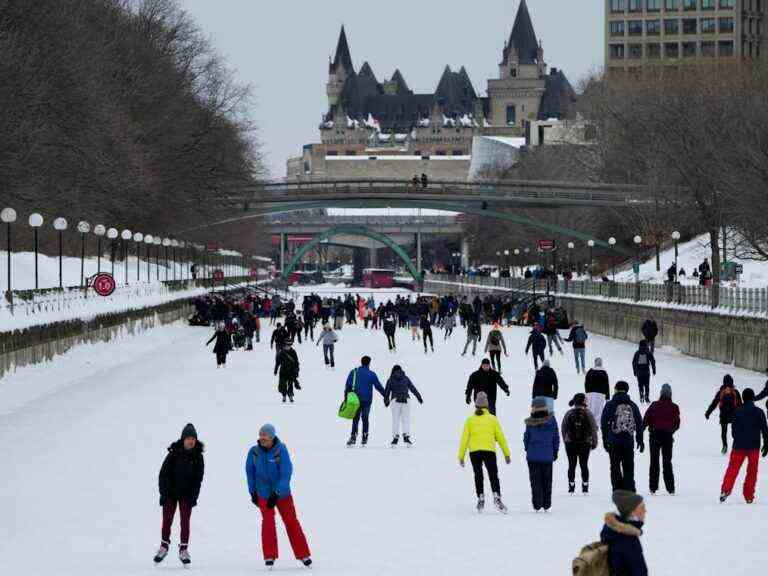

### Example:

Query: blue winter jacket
xmin=731 ymin=400 xmax=768 ymax=451
xmin=601 ymin=392 xmax=643 ymax=447
xmin=383 ymin=368 xmax=424 ymax=404
xmin=523 ymin=414 xmax=560 ymax=463
xmin=245 ymin=439 xmax=293 ymax=500
xmin=345 ymin=366 xmax=385 ymax=403
xmin=525 ymin=331 xmax=547 ymax=355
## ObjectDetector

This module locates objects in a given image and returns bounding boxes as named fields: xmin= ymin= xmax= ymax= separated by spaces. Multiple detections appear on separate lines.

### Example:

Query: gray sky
xmin=182 ymin=0 xmax=604 ymax=179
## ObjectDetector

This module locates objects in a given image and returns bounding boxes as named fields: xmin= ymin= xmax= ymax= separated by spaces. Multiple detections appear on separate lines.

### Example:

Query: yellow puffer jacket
xmin=458 ymin=409 xmax=511 ymax=460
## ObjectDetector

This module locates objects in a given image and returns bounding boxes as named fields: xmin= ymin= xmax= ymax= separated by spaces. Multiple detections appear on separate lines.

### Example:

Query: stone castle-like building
xmin=287 ymin=0 xmax=577 ymax=180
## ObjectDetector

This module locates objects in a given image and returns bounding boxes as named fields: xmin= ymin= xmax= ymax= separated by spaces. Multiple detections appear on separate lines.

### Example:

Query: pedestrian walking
xmin=344 ymin=356 xmax=385 ymax=447
xmin=458 ymin=392 xmax=511 ymax=513
xmin=525 ymin=324 xmax=547 ymax=370
xmin=462 ymin=318 xmax=482 ymax=356
xmin=465 ymin=359 xmax=510 ymax=416
xmin=599 ymin=491 xmax=649 ymax=576
xmin=562 ymin=393 xmax=598 ymax=494
xmin=641 ymin=317 xmax=659 ymax=354
xmin=585 ymin=357 xmax=610 ymax=424
xmin=642 ymin=383 xmax=680 ymax=495
xmin=484 ymin=322 xmax=508 ymax=373
xmin=383 ymin=365 xmax=424 ymax=446
xmin=705 ymin=374 xmax=743 ymax=454
xmin=565 ymin=322 xmax=589 ymax=374
xmin=524 ymin=397 xmax=560 ymax=511
xmin=245 ymin=424 xmax=312 ymax=569
xmin=632 ymin=340 xmax=656 ymax=404
xmin=153 ymin=423 xmax=204 ymax=566
xmin=315 ymin=325 xmax=338 ymax=369
xmin=532 ymin=359 xmax=559 ymax=417
xmin=206 ymin=322 xmax=231 ymax=368
xmin=601 ymin=381 xmax=644 ymax=492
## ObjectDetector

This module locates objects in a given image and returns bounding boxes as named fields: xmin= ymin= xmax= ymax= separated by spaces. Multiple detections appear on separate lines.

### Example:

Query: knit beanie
xmin=259 ymin=423 xmax=276 ymax=438
xmin=475 ymin=392 xmax=489 ymax=409
xmin=613 ymin=490 xmax=644 ymax=518
xmin=615 ymin=381 xmax=630 ymax=393
xmin=743 ymin=388 xmax=755 ymax=403
xmin=181 ymin=423 xmax=198 ymax=440
xmin=595 ymin=357 xmax=603 ymax=368
xmin=660 ymin=383 xmax=672 ymax=400
xmin=532 ymin=397 xmax=548 ymax=410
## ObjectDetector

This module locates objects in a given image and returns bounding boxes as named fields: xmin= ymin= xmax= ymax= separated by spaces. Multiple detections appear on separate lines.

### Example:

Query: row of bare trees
xmin=0 ymin=0 xmax=266 ymax=255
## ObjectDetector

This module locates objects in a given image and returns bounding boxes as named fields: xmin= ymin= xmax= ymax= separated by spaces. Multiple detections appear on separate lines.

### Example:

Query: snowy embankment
xmin=0 ymin=322 xmax=765 ymax=575
xmin=288 ymin=283 xmax=428 ymax=300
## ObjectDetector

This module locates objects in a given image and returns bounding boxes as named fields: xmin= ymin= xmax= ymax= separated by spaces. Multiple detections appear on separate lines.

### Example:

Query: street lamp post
xmin=163 ymin=238 xmax=171 ymax=281
xmin=121 ymin=230 xmax=132 ymax=285
xmin=107 ymin=228 xmax=118 ymax=276
xmin=633 ymin=235 xmax=642 ymax=282
xmin=672 ymin=231 xmax=681 ymax=283
xmin=144 ymin=235 xmax=154 ymax=282
xmin=2 ymin=208 xmax=17 ymax=304
xmin=171 ymin=240 xmax=178 ymax=281
xmin=514 ymin=249 xmax=520 ymax=279
xmin=53 ymin=217 xmax=67 ymax=289
xmin=587 ymin=240 xmax=595 ymax=280
xmin=133 ymin=233 xmax=144 ymax=282
xmin=94 ymin=225 xmax=106 ymax=273
xmin=77 ymin=221 xmax=90 ymax=288
xmin=608 ymin=237 xmax=617 ymax=283
xmin=28 ymin=213 xmax=44 ymax=290
xmin=154 ymin=237 xmax=161 ymax=281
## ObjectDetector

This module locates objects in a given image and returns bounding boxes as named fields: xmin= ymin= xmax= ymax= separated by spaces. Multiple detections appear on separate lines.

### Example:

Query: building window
xmin=701 ymin=18 xmax=716 ymax=33
xmin=452 ymin=150 xmax=464 ymax=156
xmin=610 ymin=43 xmax=626 ymax=59
xmin=629 ymin=0 xmax=642 ymax=12
xmin=326 ymin=150 xmax=338 ymax=156
xmin=665 ymin=0 xmax=679 ymax=9
xmin=610 ymin=21 xmax=626 ymax=36
xmin=682 ymin=42 xmax=697 ymax=57
xmin=719 ymin=0 xmax=735 ymax=7
xmin=719 ymin=17 xmax=734 ymax=33
xmin=628 ymin=43 xmax=643 ymax=59
xmin=436 ymin=150 xmax=447 ymax=156
xmin=628 ymin=20 xmax=643 ymax=35
xmin=701 ymin=41 xmax=716 ymax=56
xmin=647 ymin=20 xmax=662 ymax=35
xmin=647 ymin=43 xmax=662 ymax=58
xmin=719 ymin=40 xmax=734 ymax=56
xmin=506 ymin=105 xmax=516 ymax=126
xmin=683 ymin=0 xmax=697 ymax=9
xmin=682 ymin=18 xmax=697 ymax=34
xmin=648 ymin=0 xmax=662 ymax=10
xmin=610 ymin=0 xmax=625 ymax=12
xmin=665 ymin=19 xmax=680 ymax=34
xmin=665 ymin=42 xmax=680 ymax=58
xmin=702 ymin=0 xmax=716 ymax=8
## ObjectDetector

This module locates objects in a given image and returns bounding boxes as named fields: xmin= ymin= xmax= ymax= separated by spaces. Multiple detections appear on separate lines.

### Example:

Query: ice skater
xmin=383 ymin=365 xmax=424 ymax=446
xmin=275 ymin=339 xmax=300 ymax=403
xmin=206 ymin=322 xmax=231 ymax=368
xmin=315 ymin=325 xmax=338 ymax=369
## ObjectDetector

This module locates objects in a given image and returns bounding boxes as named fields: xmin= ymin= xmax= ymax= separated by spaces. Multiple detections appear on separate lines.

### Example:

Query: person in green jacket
xmin=458 ymin=391 xmax=511 ymax=513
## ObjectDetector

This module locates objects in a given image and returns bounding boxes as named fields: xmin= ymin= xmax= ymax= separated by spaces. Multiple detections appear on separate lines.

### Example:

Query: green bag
xmin=338 ymin=369 xmax=361 ymax=419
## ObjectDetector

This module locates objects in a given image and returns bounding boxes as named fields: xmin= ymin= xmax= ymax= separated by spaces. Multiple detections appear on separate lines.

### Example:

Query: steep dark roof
xmin=362 ymin=94 xmax=435 ymax=128
xmin=331 ymin=26 xmax=354 ymax=73
xmin=434 ymin=66 xmax=477 ymax=114
xmin=537 ymin=68 xmax=578 ymax=120
xmin=505 ymin=0 xmax=539 ymax=64
xmin=390 ymin=69 xmax=411 ymax=94
xmin=359 ymin=62 xmax=376 ymax=80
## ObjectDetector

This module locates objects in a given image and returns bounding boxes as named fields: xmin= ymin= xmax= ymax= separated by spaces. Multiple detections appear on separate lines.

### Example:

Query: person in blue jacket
xmin=601 ymin=381 xmax=644 ymax=492
xmin=525 ymin=324 xmax=548 ymax=370
xmin=345 ymin=355 xmax=386 ymax=447
xmin=523 ymin=397 xmax=560 ymax=511
xmin=600 ymin=490 xmax=649 ymax=576
xmin=245 ymin=424 xmax=312 ymax=569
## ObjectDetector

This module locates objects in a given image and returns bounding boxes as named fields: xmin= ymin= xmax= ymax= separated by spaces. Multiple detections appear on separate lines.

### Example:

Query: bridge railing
xmin=424 ymin=274 xmax=768 ymax=316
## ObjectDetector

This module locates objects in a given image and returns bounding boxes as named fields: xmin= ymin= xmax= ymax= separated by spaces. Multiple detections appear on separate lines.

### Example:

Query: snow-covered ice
xmin=1 ymin=318 xmax=766 ymax=575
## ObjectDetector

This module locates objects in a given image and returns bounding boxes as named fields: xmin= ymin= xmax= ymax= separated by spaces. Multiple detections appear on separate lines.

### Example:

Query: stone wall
xmin=301 ymin=152 xmax=470 ymax=181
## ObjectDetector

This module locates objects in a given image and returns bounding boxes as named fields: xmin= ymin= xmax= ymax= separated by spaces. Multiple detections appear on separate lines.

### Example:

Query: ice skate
xmin=568 ymin=482 xmax=575 ymax=494
xmin=493 ymin=493 xmax=508 ymax=514
xmin=153 ymin=543 xmax=169 ymax=564
xmin=391 ymin=435 xmax=399 ymax=447
xmin=403 ymin=434 xmax=413 ymax=446
xmin=346 ymin=434 xmax=357 ymax=447
xmin=178 ymin=547 xmax=191 ymax=565
xmin=476 ymin=494 xmax=485 ymax=513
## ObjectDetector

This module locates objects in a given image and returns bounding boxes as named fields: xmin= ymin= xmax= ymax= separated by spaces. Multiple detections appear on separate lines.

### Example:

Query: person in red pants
xmin=246 ymin=423 xmax=312 ymax=569
xmin=720 ymin=388 xmax=768 ymax=504
xmin=154 ymin=423 xmax=204 ymax=565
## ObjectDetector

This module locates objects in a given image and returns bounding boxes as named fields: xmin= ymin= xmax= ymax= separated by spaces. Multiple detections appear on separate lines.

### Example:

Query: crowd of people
xmin=154 ymin=285 xmax=768 ymax=574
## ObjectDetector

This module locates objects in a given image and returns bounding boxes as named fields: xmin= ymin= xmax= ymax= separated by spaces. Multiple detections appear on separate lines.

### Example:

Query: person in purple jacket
xmin=523 ymin=397 xmax=560 ymax=512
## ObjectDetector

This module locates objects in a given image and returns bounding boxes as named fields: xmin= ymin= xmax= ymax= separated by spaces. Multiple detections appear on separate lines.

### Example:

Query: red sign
xmin=91 ymin=273 xmax=116 ymax=297
xmin=212 ymin=269 xmax=225 ymax=281
xmin=270 ymin=235 xmax=314 ymax=246
xmin=537 ymin=239 xmax=556 ymax=252
xmin=206 ymin=242 xmax=221 ymax=252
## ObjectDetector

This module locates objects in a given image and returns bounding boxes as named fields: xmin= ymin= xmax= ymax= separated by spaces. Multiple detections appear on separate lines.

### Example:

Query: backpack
xmin=568 ymin=409 xmax=592 ymax=445
xmin=547 ymin=317 xmax=557 ymax=331
xmin=637 ymin=353 xmax=648 ymax=366
xmin=612 ymin=404 xmax=636 ymax=436
xmin=490 ymin=331 xmax=501 ymax=346
xmin=574 ymin=326 xmax=588 ymax=345
xmin=720 ymin=388 xmax=741 ymax=413
xmin=572 ymin=542 xmax=609 ymax=576
xmin=338 ymin=369 xmax=361 ymax=420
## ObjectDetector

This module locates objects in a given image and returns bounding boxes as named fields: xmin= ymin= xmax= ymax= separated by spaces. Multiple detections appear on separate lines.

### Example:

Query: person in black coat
xmin=602 ymin=381 xmax=644 ymax=492
xmin=641 ymin=318 xmax=659 ymax=353
xmin=465 ymin=359 xmax=510 ymax=416
xmin=420 ymin=314 xmax=434 ymax=354
xmin=600 ymin=490 xmax=648 ymax=576
xmin=525 ymin=325 xmax=547 ymax=370
xmin=632 ymin=340 xmax=656 ymax=404
xmin=206 ymin=323 xmax=231 ymax=368
xmin=584 ymin=357 xmax=611 ymax=424
xmin=274 ymin=340 xmax=300 ymax=403
xmin=532 ymin=359 xmax=559 ymax=416
xmin=154 ymin=423 xmax=205 ymax=565
xmin=705 ymin=374 xmax=743 ymax=454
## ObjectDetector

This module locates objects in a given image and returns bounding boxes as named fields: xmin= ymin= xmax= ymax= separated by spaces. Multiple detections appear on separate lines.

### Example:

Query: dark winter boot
xmin=265 ymin=559 xmax=275 ymax=568
xmin=153 ymin=543 xmax=169 ymax=564
xmin=361 ymin=433 xmax=369 ymax=447
xmin=568 ymin=482 xmax=575 ymax=494
xmin=301 ymin=557 xmax=313 ymax=567
xmin=346 ymin=435 xmax=357 ymax=447
xmin=582 ymin=482 xmax=589 ymax=494
xmin=493 ymin=493 xmax=508 ymax=514
xmin=403 ymin=434 xmax=413 ymax=446
xmin=391 ymin=435 xmax=399 ymax=447
xmin=294 ymin=381 xmax=302 ymax=390
xmin=179 ymin=546 xmax=191 ymax=565
xmin=282 ymin=396 xmax=287 ymax=403
xmin=719 ymin=492 xmax=730 ymax=503
xmin=721 ymin=443 xmax=728 ymax=455
xmin=289 ymin=396 xmax=294 ymax=403
xmin=476 ymin=494 xmax=485 ymax=513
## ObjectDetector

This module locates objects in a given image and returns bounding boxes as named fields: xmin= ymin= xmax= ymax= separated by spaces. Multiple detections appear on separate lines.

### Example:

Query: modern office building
xmin=605 ymin=0 xmax=766 ymax=74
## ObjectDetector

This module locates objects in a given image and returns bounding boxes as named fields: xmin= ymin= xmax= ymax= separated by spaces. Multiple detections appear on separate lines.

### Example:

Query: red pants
xmin=721 ymin=449 xmax=760 ymax=501
xmin=161 ymin=499 xmax=192 ymax=547
xmin=257 ymin=495 xmax=310 ymax=560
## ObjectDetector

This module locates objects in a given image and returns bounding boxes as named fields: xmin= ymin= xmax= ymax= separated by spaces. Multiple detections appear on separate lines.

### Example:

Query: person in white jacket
xmin=316 ymin=325 xmax=338 ymax=369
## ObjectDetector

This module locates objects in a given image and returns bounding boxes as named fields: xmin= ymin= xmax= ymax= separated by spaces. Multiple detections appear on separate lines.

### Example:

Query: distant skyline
xmin=182 ymin=0 xmax=604 ymax=178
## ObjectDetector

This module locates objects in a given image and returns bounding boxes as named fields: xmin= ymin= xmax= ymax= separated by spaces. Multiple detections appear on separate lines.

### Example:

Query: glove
xmin=418 ymin=399 xmax=424 ymax=405
xmin=459 ymin=459 xmax=465 ymax=468
xmin=266 ymin=492 xmax=279 ymax=509
xmin=384 ymin=399 xmax=390 ymax=408
xmin=506 ymin=390 xmax=510 ymax=397
xmin=762 ymin=445 xmax=768 ymax=458
xmin=159 ymin=496 xmax=166 ymax=507
xmin=466 ymin=397 xmax=471 ymax=405
xmin=504 ymin=455 xmax=511 ymax=465
xmin=250 ymin=492 xmax=259 ymax=506
xmin=294 ymin=380 xmax=301 ymax=390
xmin=705 ymin=412 xmax=710 ymax=420
xmin=638 ymin=441 xmax=645 ymax=453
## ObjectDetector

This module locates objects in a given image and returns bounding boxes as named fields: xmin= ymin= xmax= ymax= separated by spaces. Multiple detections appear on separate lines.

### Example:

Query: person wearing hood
xmin=600 ymin=491 xmax=649 ymax=576
xmin=246 ymin=424 xmax=312 ymax=569
xmin=706 ymin=374 xmax=743 ymax=454
xmin=532 ymin=359 xmax=559 ymax=417
xmin=642 ymin=383 xmax=681 ymax=495
xmin=274 ymin=339 xmax=300 ymax=403
xmin=562 ymin=393 xmax=598 ymax=494
xmin=524 ymin=397 xmax=560 ymax=511
xmin=465 ymin=359 xmax=510 ymax=416
xmin=458 ymin=392 xmax=511 ymax=513
xmin=154 ymin=424 xmax=205 ymax=566
xmin=525 ymin=324 xmax=547 ymax=370
xmin=641 ymin=317 xmax=659 ymax=354
xmin=632 ymin=340 xmax=656 ymax=404
xmin=585 ymin=357 xmax=610 ymax=424
xmin=484 ymin=322 xmax=508 ymax=373
xmin=315 ymin=325 xmax=338 ymax=369
xmin=719 ymin=388 xmax=768 ymax=504
xmin=565 ymin=322 xmax=589 ymax=374
xmin=602 ymin=381 xmax=644 ymax=492
xmin=206 ymin=323 xmax=232 ymax=368
xmin=383 ymin=365 xmax=424 ymax=446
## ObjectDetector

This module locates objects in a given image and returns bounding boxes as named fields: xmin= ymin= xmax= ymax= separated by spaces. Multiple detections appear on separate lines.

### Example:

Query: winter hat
xmin=660 ymin=383 xmax=672 ymax=400
xmin=532 ymin=397 xmax=548 ymax=410
xmin=723 ymin=374 xmax=734 ymax=388
xmin=543 ymin=359 xmax=551 ymax=368
xmin=181 ymin=423 xmax=198 ymax=440
xmin=475 ymin=392 xmax=490 ymax=409
xmin=594 ymin=357 xmax=604 ymax=368
xmin=259 ymin=423 xmax=276 ymax=438
xmin=569 ymin=393 xmax=587 ymax=407
xmin=613 ymin=490 xmax=644 ymax=518
xmin=493 ymin=322 xmax=500 ymax=328
xmin=481 ymin=358 xmax=491 ymax=366
xmin=743 ymin=388 xmax=756 ymax=403
xmin=615 ymin=381 xmax=630 ymax=393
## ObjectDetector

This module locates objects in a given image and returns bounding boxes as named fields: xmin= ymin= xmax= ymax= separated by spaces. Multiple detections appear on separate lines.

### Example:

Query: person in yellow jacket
xmin=458 ymin=391 xmax=512 ymax=513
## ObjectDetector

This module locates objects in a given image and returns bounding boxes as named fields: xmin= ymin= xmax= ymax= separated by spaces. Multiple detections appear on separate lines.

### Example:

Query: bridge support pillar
xmin=461 ymin=236 xmax=470 ymax=272
xmin=279 ymin=232 xmax=286 ymax=277
xmin=369 ymin=246 xmax=378 ymax=268
xmin=416 ymin=231 xmax=424 ymax=292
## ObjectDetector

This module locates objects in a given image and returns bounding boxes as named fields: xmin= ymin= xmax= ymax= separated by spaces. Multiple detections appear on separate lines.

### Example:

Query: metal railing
xmin=425 ymin=274 xmax=768 ymax=316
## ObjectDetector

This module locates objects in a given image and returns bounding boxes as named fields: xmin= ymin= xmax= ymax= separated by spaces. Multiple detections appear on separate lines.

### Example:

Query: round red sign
xmin=92 ymin=273 xmax=116 ymax=297
xmin=212 ymin=269 xmax=224 ymax=281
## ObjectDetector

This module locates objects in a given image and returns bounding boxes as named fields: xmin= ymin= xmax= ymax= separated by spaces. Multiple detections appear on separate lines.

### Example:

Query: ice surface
xmin=0 ymin=319 xmax=765 ymax=575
